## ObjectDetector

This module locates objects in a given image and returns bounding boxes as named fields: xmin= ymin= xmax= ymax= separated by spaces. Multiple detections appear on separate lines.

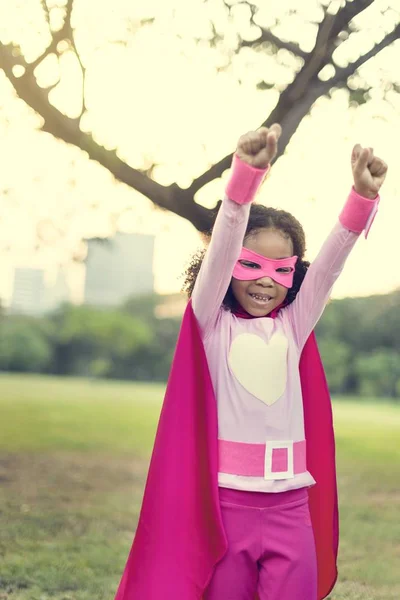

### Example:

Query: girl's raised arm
xmin=191 ymin=190 xmax=251 ymax=339
xmin=192 ymin=126 xmax=280 ymax=339
xmin=286 ymin=145 xmax=388 ymax=349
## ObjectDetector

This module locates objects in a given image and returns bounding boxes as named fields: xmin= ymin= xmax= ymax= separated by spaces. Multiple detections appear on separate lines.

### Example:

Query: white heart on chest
xmin=228 ymin=332 xmax=288 ymax=406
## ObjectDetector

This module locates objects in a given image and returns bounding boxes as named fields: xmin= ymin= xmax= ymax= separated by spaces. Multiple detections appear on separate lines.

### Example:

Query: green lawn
xmin=0 ymin=373 xmax=399 ymax=599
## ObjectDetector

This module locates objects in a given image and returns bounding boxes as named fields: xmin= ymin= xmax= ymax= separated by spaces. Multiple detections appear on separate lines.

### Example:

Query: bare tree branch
xmin=40 ymin=0 xmax=50 ymax=26
xmin=318 ymin=0 xmax=375 ymax=69
xmin=239 ymin=0 xmax=375 ymax=79
xmin=236 ymin=0 xmax=309 ymax=59
xmin=57 ymin=0 xmax=87 ymax=116
xmin=187 ymin=84 xmax=319 ymax=197
xmin=33 ymin=1 xmax=86 ymax=116
xmin=325 ymin=22 xmax=400 ymax=90
xmin=0 ymin=42 xmax=214 ymax=231
xmin=326 ymin=0 xmax=375 ymax=44
xmin=240 ymin=29 xmax=309 ymax=60
xmin=282 ymin=1 xmax=374 ymax=104
xmin=189 ymin=19 xmax=400 ymax=198
xmin=66 ymin=7 xmax=87 ymax=115
xmin=28 ymin=0 xmax=74 ymax=73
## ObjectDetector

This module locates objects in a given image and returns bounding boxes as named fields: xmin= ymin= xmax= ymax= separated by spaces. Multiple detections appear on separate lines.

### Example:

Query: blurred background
xmin=0 ymin=0 xmax=399 ymax=598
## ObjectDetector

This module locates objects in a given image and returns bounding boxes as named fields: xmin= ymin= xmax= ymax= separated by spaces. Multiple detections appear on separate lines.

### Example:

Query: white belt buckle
xmin=264 ymin=440 xmax=294 ymax=480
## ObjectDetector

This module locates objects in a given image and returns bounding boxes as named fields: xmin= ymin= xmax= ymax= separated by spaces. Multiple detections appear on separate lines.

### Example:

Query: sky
xmin=0 ymin=0 xmax=400 ymax=305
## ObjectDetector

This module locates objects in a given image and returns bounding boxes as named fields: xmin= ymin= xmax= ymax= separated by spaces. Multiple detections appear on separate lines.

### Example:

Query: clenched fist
xmin=236 ymin=124 xmax=282 ymax=169
xmin=352 ymin=144 xmax=388 ymax=199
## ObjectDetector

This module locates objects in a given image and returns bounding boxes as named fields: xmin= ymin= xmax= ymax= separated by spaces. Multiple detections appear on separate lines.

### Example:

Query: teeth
xmin=251 ymin=294 xmax=271 ymax=301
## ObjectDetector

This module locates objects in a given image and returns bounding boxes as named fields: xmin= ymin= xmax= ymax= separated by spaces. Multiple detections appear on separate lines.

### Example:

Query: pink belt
xmin=218 ymin=439 xmax=307 ymax=480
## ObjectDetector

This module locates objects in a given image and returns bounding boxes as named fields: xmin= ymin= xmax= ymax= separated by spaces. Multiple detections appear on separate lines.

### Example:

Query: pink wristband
xmin=339 ymin=187 xmax=380 ymax=239
xmin=225 ymin=154 xmax=270 ymax=205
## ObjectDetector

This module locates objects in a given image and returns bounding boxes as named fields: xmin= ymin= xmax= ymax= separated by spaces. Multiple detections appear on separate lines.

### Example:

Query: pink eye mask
xmin=232 ymin=247 xmax=298 ymax=288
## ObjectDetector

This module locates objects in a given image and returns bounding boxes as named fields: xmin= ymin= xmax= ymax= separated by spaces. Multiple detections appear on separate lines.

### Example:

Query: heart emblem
xmin=228 ymin=332 xmax=288 ymax=406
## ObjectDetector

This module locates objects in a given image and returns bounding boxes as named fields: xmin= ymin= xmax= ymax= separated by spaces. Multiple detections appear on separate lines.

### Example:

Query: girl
xmin=115 ymin=125 xmax=388 ymax=600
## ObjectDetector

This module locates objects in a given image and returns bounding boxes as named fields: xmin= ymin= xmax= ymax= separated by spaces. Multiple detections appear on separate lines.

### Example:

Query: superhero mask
xmin=233 ymin=247 xmax=298 ymax=288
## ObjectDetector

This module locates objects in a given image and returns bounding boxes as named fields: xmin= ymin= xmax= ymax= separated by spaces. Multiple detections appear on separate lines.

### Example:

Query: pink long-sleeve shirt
xmin=192 ymin=192 xmax=375 ymax=493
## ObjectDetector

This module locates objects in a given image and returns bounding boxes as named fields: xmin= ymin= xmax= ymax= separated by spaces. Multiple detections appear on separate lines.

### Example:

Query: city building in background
xmin=84 ymin=232 xmax=155 ymax=306
xmin=10 ymin=266 xmax=70 ymax=315
xmin=10 ymin=268 xmax=46 ymax=315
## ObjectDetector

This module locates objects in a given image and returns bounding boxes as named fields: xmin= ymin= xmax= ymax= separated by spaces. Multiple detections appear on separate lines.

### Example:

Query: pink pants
xmin=204 ymin=486 xmax=318 ymax=600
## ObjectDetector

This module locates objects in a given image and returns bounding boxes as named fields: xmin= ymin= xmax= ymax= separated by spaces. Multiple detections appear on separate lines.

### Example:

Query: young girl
xmin=115 ymin=125 xmax=387 ymax=600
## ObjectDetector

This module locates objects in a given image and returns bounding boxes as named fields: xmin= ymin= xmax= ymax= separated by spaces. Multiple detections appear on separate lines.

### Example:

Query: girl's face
xmin=231 ymin=227 xmax=294 ymax=317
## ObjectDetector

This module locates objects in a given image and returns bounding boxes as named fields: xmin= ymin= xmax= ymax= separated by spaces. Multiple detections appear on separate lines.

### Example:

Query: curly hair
xmin=182 ymin=204 xmax=310 ymax=310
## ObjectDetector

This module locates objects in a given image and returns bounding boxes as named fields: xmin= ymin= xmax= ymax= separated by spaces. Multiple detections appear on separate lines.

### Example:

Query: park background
xmin=0 ymin=0 xmax=400 ymax=598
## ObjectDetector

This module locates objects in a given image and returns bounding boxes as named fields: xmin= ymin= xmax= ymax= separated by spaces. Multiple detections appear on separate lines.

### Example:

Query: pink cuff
xmin=339 ymin=187 xmax=380 ymax=239
xmin=225 ymin=154 xmax=270 ymax=205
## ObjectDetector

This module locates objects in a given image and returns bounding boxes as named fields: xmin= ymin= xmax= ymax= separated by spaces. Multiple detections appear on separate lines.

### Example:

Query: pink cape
xmin=115 ymin=302 xmax=339 ymax=599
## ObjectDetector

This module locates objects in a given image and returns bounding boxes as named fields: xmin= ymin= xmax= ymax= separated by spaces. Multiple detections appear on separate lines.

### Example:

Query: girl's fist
xmin=236 ymin=124 xmax=282 ymax=169
xmin=351 ymin=144 xmax=388 ymax=199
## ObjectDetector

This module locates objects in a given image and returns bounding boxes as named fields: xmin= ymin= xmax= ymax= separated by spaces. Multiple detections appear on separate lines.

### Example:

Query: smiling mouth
xmin=249 ymin=293 xmax=274 ymax=303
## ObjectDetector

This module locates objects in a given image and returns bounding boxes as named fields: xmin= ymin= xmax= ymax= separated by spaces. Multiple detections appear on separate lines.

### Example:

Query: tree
xmin=0 ymin=317 xmax=52 ymax=372
xmin=317 ymin=338 xmax=352 ymax=393
xmin=49 ymin=303 xmax=153 ymax=376
xmin=355 ymin=349 xmax=400 ymax=398
xmin=0 ymin=0 xmax=399 ymax=232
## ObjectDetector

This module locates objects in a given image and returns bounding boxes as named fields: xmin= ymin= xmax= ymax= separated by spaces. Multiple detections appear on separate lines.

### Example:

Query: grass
xmin=0 ymin=373 xmax=399 ymax=599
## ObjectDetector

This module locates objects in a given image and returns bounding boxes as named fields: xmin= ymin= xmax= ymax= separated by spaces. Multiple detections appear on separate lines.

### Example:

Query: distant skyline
xmin=11 ymin=267 xmax=47 ymax=315
xmin=84 ymin=232 xmax=154 ymax=306
xmin=9 ymin=266 xmax=70 ymax=315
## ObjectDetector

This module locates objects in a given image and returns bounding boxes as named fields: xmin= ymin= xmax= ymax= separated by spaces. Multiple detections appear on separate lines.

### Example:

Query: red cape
xmin=115 ymin=302 xmax=338 ymax=599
